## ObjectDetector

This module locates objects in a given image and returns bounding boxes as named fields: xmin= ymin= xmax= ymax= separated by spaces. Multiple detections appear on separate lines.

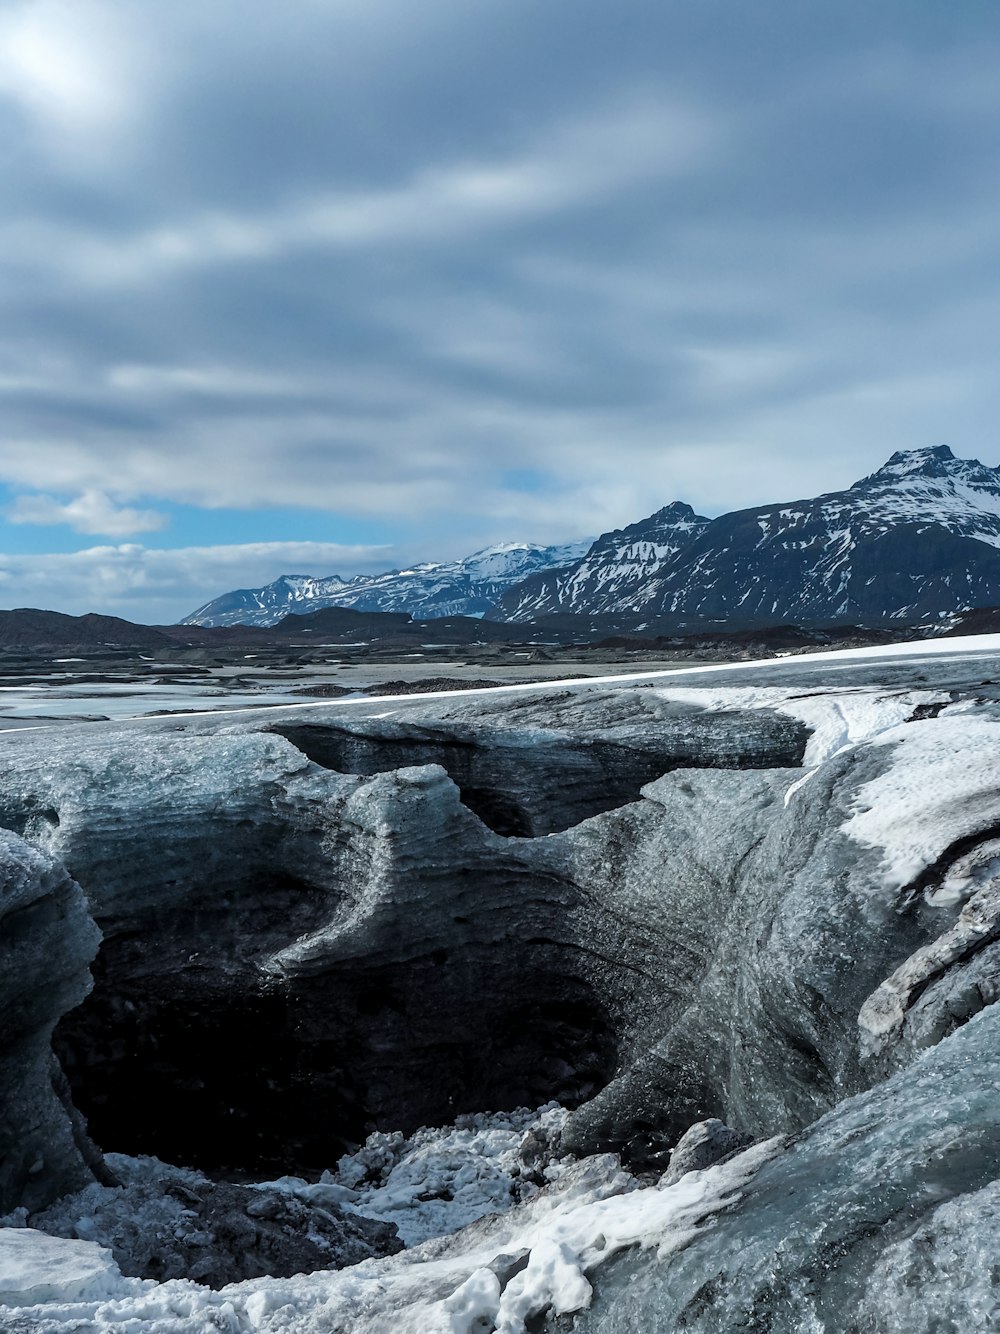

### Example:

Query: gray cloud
xmin=2 ymin=0 xmax=1000 ymax=619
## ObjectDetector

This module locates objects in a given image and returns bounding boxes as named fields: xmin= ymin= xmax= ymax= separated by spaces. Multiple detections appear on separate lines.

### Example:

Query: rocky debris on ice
xmin=0 ymin=1136 xmax=781 ymax=1332
xmin=659 ymin=1119 xmax=751 ymax=1186
xmin=283 ymin=1104 xmax=572 ymax=1247
xmin=12 ymin=1152 xmax=402 ymax=1288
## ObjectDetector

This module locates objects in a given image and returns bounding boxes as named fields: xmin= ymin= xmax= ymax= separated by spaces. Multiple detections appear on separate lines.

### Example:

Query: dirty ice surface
xmin=5 ymin=631 xmax=1000 ymax=729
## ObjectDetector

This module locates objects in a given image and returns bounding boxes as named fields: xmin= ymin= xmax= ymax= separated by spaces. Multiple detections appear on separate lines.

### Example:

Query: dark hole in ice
xmin=265 ymin=721 xmax=782 ymax=837
xmin=47 ymin=715 xmax=805 ymax=1183
xmin=53 ymin=928 xmax=619 ymax=1179
xmin=458 ymin=785 xmax=534 ymax=837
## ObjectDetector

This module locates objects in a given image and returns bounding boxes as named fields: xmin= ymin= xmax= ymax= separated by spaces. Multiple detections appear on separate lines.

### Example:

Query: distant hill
xmin=0 ymin=610 xmax=175 ymax=650
xmin=270 ymin=606 xmax=532 ymax=643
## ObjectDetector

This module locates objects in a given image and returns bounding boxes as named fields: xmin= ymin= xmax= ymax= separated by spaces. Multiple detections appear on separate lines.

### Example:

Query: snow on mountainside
xmin=493 ymin=502 xmax=710 ymax=621
xmin=184 ymin=541 xmax=591 ymax=627
xmin=187 ymin=447 xmax=1000 ymax=630
xmin=491 ymin=445 xmax=1000 ymax=626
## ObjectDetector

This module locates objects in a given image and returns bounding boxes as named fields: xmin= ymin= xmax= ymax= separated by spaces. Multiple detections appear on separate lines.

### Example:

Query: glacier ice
xmin=1 ymin=641 xmax=1000 ymax=1329
xmin=0 ymin=829 xmax=101 ymax=1215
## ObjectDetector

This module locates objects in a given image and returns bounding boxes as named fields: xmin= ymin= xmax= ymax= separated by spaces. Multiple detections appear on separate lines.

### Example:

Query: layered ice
xmin=2 ymin=639 xmax=1000 ymax=1330
xmin=566 ymin=1004 xmax=1000 ymax=1333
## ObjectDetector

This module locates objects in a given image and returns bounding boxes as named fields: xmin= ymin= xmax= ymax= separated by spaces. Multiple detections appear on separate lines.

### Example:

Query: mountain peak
xmin=184 ymin=538 xmax=591 ymax=626
xmin=850 ymin=444 xmax=1000 ymax=495
xmin=652 ymin=501 xmax=700 ymax=520
xmin=852 ymin=445 xmax=961 ymax=488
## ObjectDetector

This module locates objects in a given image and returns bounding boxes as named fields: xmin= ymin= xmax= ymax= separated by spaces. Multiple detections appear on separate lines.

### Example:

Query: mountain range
xmin=186 ymin=446 xmax=1000 ymax=630
xmin=183 ymin=540 xmax=591 ymax=628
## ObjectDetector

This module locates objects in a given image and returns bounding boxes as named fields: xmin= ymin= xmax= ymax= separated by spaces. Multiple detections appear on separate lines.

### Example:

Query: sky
xmin=2 ymin=0 xmax=1000 ymax=622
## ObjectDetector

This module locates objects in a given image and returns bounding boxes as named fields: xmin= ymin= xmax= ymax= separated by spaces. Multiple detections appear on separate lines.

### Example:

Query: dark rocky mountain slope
xmin=494 ymin=445 xmax=1000 ymax=626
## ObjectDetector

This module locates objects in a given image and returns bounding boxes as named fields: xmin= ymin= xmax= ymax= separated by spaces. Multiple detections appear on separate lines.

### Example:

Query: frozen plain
xmin=2 ymin=636 xmax=1000 ymax=1331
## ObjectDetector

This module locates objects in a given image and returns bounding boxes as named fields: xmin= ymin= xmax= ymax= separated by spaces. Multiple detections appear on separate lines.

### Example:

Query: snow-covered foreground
xmin=0 ymin=1124 xmax=779 ymax=1332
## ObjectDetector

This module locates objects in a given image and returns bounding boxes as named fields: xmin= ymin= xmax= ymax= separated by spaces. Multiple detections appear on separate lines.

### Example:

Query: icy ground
xmin=6 ymin=633 xmax=1000 ymax=1331
xmin=279 ymin=1104 xmax=571 ymax=1247
xmin=0 ymin=1127 xmax=779 ymax=1332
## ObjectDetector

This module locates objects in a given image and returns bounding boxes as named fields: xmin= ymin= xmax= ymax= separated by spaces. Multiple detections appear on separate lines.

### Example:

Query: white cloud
xmin=7 ymin=489 xmax=168 ymax=537
xmin=107 ymin=364 xmax=307 ymax=397
xmin=0 ymin=0 xmax=143 ymax=153
xmin=1 ymin=0 xmax=1000 ymax=594
xmin=0 ymin=541 xmax=402 ymax=623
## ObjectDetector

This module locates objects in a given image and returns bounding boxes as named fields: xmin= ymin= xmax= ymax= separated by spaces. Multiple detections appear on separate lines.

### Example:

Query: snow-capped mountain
xmin=493 ymin=502 xmax=710 ymax=621
xmin=183 ymin=540 xmax=591 ymax=627
xmin=491 ymin=446 xmax=1000 ymax=625
xmin=187 ymin=448 xmax=1000 ymax=631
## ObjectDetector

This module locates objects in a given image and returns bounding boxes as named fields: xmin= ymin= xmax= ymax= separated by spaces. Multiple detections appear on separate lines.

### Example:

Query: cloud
xmin=7 ymin=489 xmax=168 ymax=536
xmin=0 ymin=0 xmax=149 ymax=164
xmin=0 ymin=541 xmax=403 ymax=623
xmin=1 ymin=0 xmax=1000 ymax=623
xmin=6 ymin=92 xmax=712 ymax=287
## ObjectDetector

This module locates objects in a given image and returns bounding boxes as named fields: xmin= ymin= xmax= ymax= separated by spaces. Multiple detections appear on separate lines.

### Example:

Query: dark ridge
xmin=0 ymin=609 xmax=173 ymax=649
xmin=942 ymin=605 xmax=1000 ymax=636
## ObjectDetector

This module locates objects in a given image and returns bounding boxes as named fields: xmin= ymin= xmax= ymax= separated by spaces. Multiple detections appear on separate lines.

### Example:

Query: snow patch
xmin=0 ymin=1230 xmax=140 ymax=1307
xmin=0 ymin=1138 xmax=782 ymax=1332
xmin=842 ymin=715 xmax=1000 ymax=890
xmin=652 ymin=682 xmax=950 ymax=803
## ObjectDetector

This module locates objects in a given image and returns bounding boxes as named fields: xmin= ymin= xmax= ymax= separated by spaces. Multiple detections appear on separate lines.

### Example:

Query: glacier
xmin=2 ymin=637 xmax=1000 ymax=1329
